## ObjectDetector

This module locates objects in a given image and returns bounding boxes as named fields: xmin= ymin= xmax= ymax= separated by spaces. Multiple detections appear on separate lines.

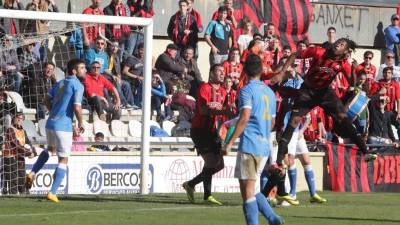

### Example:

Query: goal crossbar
xmin=0 ymin=9 xmax=154 ymax=195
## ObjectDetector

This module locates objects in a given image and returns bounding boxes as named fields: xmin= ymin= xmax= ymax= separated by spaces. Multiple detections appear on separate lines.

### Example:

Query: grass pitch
xmin=0 ymin=191 xmax=399 ymax=225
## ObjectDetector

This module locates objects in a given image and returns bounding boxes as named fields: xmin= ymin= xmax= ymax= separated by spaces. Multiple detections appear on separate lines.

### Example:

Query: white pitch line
xmin=0 ymin=205 xmax=240 ymax=218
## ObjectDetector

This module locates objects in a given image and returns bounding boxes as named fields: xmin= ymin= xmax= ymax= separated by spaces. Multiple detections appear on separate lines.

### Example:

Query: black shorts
xmin=190 ymin=128 xmax=222 ymax=155
xmin=291 ymin=84 xmax=346 ymax=121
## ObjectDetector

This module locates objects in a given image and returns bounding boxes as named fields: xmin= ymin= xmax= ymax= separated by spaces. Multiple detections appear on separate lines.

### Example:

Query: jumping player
xmin=223 ymin=54 xmax=284 ymax=225
xmin=275 ymin=38 xmax=378 ymax=169
xmin=26 ymin=59 xmax=86 ymax=202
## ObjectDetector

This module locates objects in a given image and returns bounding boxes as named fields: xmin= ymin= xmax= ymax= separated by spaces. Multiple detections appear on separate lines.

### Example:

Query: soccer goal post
xmin=0 ymin=9 xmax=153 ymax=195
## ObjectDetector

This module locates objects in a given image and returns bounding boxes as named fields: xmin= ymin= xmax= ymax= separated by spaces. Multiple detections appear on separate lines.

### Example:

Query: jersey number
xmin=263 ymin=95 xmax=271 ymax=120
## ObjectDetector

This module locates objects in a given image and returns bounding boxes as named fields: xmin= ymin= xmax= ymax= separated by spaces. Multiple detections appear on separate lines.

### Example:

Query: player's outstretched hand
xmin=269 ymin=163 xmax=286 ymax=178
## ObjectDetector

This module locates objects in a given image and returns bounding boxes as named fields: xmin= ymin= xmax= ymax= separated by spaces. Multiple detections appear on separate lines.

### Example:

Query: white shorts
xmin=234 ymin=152 xmax=268 ymax=180
xmin=46 ymin=129 xmax=73 ymax=157
xmin=268 ymin=132 xmax=278 ymax=165
xmin=287 ymin=131 xmax=309 ymax=156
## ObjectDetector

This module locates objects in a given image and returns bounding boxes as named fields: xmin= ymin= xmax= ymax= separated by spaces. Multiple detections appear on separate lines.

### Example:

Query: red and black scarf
xmin=113 ymin=3 xmax=131 ymax=41
xmin=173 ymin=12 xmax=191 ymax=46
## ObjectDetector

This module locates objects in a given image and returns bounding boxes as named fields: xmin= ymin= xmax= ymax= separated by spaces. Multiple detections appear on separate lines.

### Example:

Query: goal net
xmin=0 ymin=9 xmax=153 ymax=195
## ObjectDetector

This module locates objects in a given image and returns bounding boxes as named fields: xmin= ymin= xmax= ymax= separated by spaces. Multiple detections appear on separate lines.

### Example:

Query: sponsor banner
xmin=26 ymin=164 xmax=68 ymax=195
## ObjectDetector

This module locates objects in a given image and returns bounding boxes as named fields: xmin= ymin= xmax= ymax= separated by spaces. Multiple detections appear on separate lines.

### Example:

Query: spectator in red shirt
xmin=222 ymin=48 xmax=242 ymax=86
xmin=183 ymin=64 xmax=232 ymax=205
xmin=276 ymin=38 xmax=376 ymax=165
xmin=355 ymin=51 xmax=377 ymax=90
xmin=223 ymin=76 xmax=237 ymax=118
xmin=83 ymin=61 xmax=122 ymax=121
xmin=82 ymin=0 xmax=105 ymax=47
xmin=370 ymin=66 xmax=400 ymax=113
xmin=294 ymin=40 xmax=312 ymax=76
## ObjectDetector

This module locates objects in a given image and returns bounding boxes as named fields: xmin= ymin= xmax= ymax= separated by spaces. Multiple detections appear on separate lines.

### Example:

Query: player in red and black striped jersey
xmin=275 ymin=38 xmax=377 ymax=167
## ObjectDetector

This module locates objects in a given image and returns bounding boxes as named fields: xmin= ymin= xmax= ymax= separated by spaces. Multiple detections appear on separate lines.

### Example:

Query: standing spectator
xmin=384 ymin=14 xmax=400 ymax=65
xmin=105 ymin=41 xmax=135 ymax=109
xmin=222 ymin=48 xmax=242 ymax=86
xmin=84 ymin=37 xmax=109 ymax=74
xmin=2 ymin=113 xmax=35 ymax=194
xmin=223 ymin=76 xmax=236 ymax=119
xmin=205 ymin=6 xmax=233 ymax=66
xmin=0 ymin=0 xmax=24 ymax=36
xmin=151 ymin=72 xmax=171 ymax=122
xmin=103 ymin=0 xmax=131 ymax=60
xmin=28 ymin=62 xmax=57 ymax=119
xmin=355 ymin=51 xmax=377 ymax=82
xmin=187 ymin=0 xmax=203 ymax=33
xmin=82 ymin=0 xmax=106 ymax=48
xmin=367 ymin=95 xmax=397 ymax=145
xmin=179 ymin=46 xmax=203 ymax=98
xmin=126 ymin=0 xmax=153 ymax=57
xmin=83 ymin=61 xmax=121 ymax=121
xmin=321 ymin=27 xmax=336 ymax=50
xmin=376 ymin=50 xmax=400 ymax=81
xmin=211 ymin=0 xmax=239 ymax=46
xmin=167 ymin=0 xmax=199 ymax=56
xmin=155 ymin=43 xmax=187 ymax=93
xmin=22 ymin=0 xmax=59 ymax=61
xmin=122 ymin=42 xmax=145 ymax=107
xmin=262 ymin=23 xmax=280 ymax=51
xmin=237 ymin=21 xmax=254 ymax=55
xmin=0 ymin=35 xmax=21 ymax=92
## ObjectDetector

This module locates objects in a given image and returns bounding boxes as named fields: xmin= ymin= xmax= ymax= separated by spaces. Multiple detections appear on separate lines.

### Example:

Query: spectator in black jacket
xmin=155 ymin=44 xmax=187 ymax=94
xmin=179 ymin=46 xmax=202 ymax=98
xmin=367 ymin=95 xmax=398 ymax=146
xmin=167 ymin=0 xmax=199 ymax=56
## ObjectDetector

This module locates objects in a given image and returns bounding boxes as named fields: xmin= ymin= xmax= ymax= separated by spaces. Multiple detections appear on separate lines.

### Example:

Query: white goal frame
xmin=0 ymin=9 xmax=154 ymax=195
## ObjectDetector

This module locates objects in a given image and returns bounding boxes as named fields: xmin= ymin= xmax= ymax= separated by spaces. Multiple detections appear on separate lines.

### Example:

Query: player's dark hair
xmin=336 ymin=37 xmax=357 ymax=52
xmin=67 ymin=59 xmax=85 ymax=75
xmin=244 ymin=54 xmax=263 ymax=77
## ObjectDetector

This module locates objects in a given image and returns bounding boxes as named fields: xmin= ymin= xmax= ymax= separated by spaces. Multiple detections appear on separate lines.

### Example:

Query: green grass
xmin=0 ymin=192 xmax=399 ymax=225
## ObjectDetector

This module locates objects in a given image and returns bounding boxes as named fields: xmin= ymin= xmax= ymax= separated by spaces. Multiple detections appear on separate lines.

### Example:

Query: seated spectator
xmin=0 ymin=0 xmax=23 ymax=36
xmin=72 ymin=126 xmax=86 ymax=152
xmin=0 ymin=89 xmax=16 ymax=138
xmin=0 ymin=35 xmax=22 ymax=92
xmin=376 ymin=50 xmax=400 ymax=81
xmin=82 ymin=0 xmax=106 ymax=47
xmin=83 ymin=61 xmax=121 ymax=122
xmin=384 ymin=14 xmax=400 ymax=65
xmin=367 ymin=95 xmax=397 ymax=145
xmin=28 ymin=62 xmax=57 ymax=119
xmin=103 ymin=0 xmax=131 ymax=60
xmin=122 ymin=42 xmax=145 ymax=107
xmin=84 ymin=37 xmax=109 ymax=74
xmin=89 ymin=132 xmax=111 ymax=151
xmin=105 ymin=41 xmax=136 ymax=109
xmin=167 ymin=0 xmax=199 ymax=55
xmin=355 ymin=51 xmax=377 ymax=88
xmin=237 ymin=21 xmax=254 ymax=55
xmin=155 ymin=43 xmax=186 ymax=93
xmin=151 ymin=72 xmax=172 ymax=122
xmin=2 ymin=113 xmax=35 ymax=194
xmin=205 ymin=6 xmax=233 ymax=66
xmin=19 ymin=42 xmax=40 ymax=73
xmin=179 ymin=46 xmax=202 ymax=98
xmin=321 ymin=27 xmax=336 ymax=50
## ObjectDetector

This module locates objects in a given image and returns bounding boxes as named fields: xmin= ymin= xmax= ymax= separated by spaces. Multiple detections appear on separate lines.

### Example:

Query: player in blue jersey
xmin=26 ymin=59 xmax=86 ymax=202
xmin=223 ymin=54 xmax=283 ymax=225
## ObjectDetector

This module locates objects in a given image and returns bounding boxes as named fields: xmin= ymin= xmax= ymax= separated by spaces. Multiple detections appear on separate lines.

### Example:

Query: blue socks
xmin=243 ymin=197 xmax=258 ymax=225
xmin=31 ymin=150 xmax=50 ymax=174
xmin=255 ymin=193 xmax=282 ymax=224
xmin=304 ymin=165 xmax=316 ymax=197
xmin=50 ymin=164 xmax=67 ymax=194
xmin=288 ymin=166 xmax=297 ymax=197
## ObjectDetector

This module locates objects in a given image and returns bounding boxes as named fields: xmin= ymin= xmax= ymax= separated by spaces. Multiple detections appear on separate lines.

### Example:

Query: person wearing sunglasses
xmin=384 ymin=14 xmax=400 ymax=65
xmin=376 ymin=50 xmax=400 ymax=81
xmin=355 ymin=51 xmax=377 ymax=88
xmin=84 ymin=36 xmax=109 ymax=74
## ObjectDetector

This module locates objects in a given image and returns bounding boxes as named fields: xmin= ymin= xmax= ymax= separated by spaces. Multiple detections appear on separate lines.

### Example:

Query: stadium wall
xmin=20 ymin=152 xmax=325 ymax=195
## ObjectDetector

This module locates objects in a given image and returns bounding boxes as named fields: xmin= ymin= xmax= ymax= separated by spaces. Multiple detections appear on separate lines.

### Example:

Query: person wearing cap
xmin=155 ymin=43 xmax=187 ymax=94
xmin=376 ymin=50 xmax=400 ymax=81
xmin=384 ymin=14 xmax=400 ymax=65
xmin=222 ymin=54 xmax=284 ymax=225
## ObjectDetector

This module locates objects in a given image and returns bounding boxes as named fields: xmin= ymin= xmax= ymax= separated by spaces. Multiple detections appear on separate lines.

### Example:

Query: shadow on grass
xmin=292 ymin=215 xmax=400 ymax=224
